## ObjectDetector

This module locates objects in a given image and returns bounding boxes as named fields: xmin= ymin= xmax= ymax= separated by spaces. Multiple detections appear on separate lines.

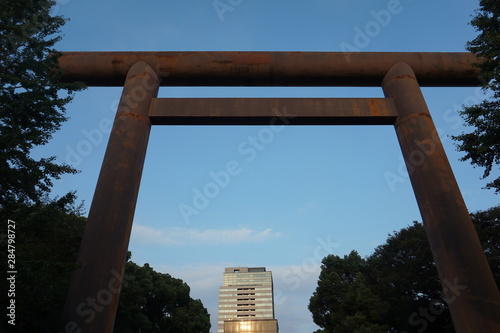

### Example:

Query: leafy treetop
xmin=0 ymin=0 xmax=85 ymax=206
xmin=453 ymin=0 xmax=500 ymax=193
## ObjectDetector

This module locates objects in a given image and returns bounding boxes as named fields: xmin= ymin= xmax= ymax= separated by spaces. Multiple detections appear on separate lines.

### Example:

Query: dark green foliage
xmin=309 ymin=251 xmax=389 ymax=333
xmin=367 ymin=222 xmax=454 ymax=332
xmin=309 ymin=206 xmax=500 ymax=333
xmin=0 ymin=1 xmax=88 ymax=330
xmin=465 ymin=0 xmax=500 ymax=88
xmin=114 ymin=258 xmax=211 ymax=333
xmin=0 ymin=0 xmax=85 ymax=206
xmin=452 ymin=0 xmax=500 ymax=193
xmin=0 ymin=194 xmax=86 ymax=332
xmin=470 ymin=206 xmax=500 ymax=287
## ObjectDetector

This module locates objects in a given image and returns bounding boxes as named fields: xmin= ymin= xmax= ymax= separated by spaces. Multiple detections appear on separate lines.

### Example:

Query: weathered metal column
xmin=382 ymin=62 xmax=500 ymax=331
xmin=61 ymin=61 xmax=159 ymax=332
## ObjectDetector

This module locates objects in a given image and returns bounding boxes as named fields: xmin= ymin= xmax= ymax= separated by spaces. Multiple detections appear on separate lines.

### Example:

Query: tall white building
xmin=217 ymin=267 xmax=278 ymax=333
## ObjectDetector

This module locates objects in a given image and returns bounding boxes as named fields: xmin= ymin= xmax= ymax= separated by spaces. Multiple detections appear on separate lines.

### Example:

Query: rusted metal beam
xmin=148 ymin=98 xmax=397 ymax=125
xmin=58 ymin=51 xmax=481 ymax=87
xmin=60 ymin=61 xmax=159 ymax=332
xmin=382 ymin=62 xmax=500 ymax=332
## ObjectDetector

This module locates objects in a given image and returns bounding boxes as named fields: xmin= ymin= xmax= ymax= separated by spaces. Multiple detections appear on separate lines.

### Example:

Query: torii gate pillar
xmin=60 ymin=61 xmax=159 ymax=332
xmin=383 ymin=62 xmax=500 ymax=331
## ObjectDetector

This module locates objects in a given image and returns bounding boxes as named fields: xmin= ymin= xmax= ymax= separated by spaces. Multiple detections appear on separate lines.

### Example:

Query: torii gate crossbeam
xmin=58 ymin=52 xmax=500 ymax=333
xmin=58 ymin=51 xmax=478 ymax=87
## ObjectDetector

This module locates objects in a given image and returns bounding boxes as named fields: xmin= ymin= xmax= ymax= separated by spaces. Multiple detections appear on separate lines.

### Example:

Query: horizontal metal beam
xmin=148 ymin=98 xmax=397 ymax=125
xmin=58 ymin=52 xmax=481 ymax=87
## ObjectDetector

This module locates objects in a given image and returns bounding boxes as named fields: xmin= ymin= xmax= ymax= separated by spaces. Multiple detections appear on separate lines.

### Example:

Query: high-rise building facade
xmin=217 ymin=267 xmax=278 ymax=333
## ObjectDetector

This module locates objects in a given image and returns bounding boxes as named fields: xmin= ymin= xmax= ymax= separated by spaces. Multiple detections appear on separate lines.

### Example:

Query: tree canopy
xmin=0 ymin=194 xmax=86 ymax=332
xmin=309 ymin=251 xmax=389 ymax=333
xmin=0 ymin=1 xmax=86 ymax=330
xmin=309 ymin=206 xmax=500 ymax=333
xmin=0 ymin=0 xmax=84 ymax=206
xmin=453 ymin=0 xmax=500 ymax=193
xmin=114 ymin=257 xmax=211 ymax=333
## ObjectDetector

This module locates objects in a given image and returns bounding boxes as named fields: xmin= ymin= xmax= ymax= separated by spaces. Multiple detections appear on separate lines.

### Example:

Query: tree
xmin=309 ymin=206 xmax=500 ymax=333
xmin=0 ymin=1 xmax=85 ymax=329
xmin=452 ymin=0 xmax=500 ymax=193
xmin=469 ymin=206 xmax=500 ymax=287
xmin=367 ymin=222 xmax=454 ymax=332
xmin=114 ymin=257 xmax=211 ymax=333
xmin=0 ymin=0 xmax=84 ymax=206
xmin=0 ymin=193 xmax=86 ymax=332
xmin=308 ymin=251 xmax=389 ymax=333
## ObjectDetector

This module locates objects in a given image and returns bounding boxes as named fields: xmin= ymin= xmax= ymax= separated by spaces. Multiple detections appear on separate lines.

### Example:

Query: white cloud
xmin=131 ymin=224 xmax=281 ymax=246
xmin=131 ymin=224 xmax=179 ymax=245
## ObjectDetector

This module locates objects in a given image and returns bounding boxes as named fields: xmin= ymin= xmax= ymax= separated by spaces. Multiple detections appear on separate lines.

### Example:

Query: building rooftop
xmin=224 ymin=267 xmax=266 ymax=273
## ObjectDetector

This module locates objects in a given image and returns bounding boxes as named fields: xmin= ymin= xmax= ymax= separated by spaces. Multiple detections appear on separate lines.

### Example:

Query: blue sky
xmin=35 ymin=0 xmax=499 ymax=332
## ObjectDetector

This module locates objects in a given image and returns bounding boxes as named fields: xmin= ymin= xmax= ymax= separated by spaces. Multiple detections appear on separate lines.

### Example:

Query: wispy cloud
xmin=131 ymin=225 xmax=282 ymax=246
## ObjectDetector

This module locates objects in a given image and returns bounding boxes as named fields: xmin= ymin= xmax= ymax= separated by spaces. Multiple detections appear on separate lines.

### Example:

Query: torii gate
xmin=57 ymin=52 xmax=500 ymax=332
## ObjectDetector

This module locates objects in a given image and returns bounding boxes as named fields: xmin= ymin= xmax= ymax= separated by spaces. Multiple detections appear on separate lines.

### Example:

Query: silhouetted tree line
xmin=0 ymin=1 xmax=210 ymax=331
xmin=309 ymin=207 xmax=500 ymax=333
